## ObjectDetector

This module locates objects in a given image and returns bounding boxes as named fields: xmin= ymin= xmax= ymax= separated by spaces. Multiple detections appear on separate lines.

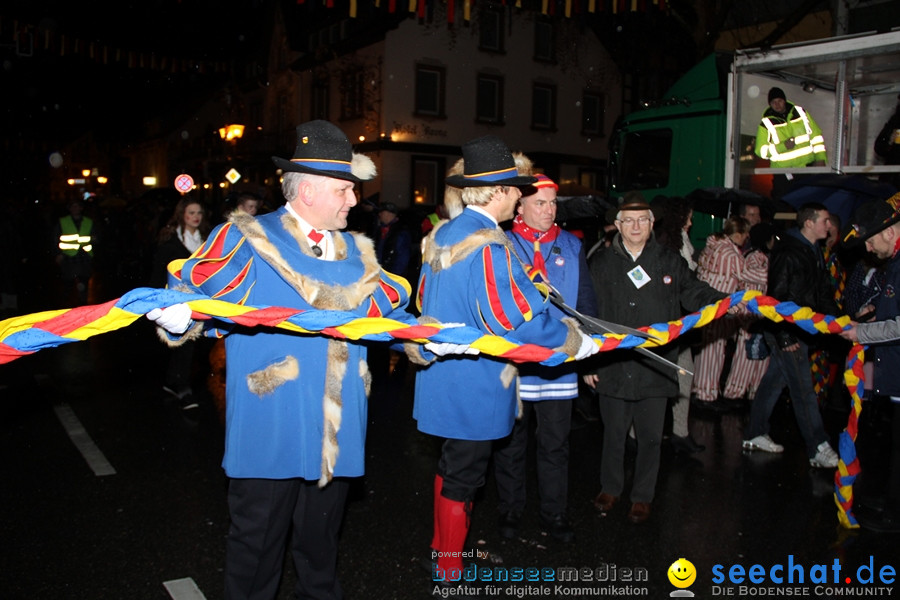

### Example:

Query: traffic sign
xmin=174 ymin=173 xmax=194 ymax=194
xmin=225 ymin=168 xmax=241 ymax=184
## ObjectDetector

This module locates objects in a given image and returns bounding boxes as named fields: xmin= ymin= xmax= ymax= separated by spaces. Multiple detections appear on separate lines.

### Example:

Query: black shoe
xmin=539 ymin=513 xmax=575 ymax=543
xmin=691 ymin=395 xmax=724 ymax=413
xmin=574 ymin=403 xmax=600 ymax=422
xmin=856 ymin=509 xmax=900 ymax=533
xmin=670 ymin=434 xmax=705 ymax=454
xmin=498 ymin=511 xmax=521 ymax=539
xmin=719 ymin=396 xmax=747 ymax=411
xmin=856 ymin=494 xmax=888 ymax=513
xmin=163 ymin=385 xmax=191 ymax=401
xmin=178 ymin=392 xmax=199 ymax=411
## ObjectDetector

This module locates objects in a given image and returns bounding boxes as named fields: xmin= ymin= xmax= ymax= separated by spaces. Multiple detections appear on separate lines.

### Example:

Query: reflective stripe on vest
xmin=58 ymin=216 xmax=93 ymax=257
xmin=760 ymin=107 xmax=818 ymax=165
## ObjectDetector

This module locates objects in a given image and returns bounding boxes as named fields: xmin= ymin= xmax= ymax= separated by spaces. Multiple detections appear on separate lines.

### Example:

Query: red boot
xmin=431 ymin=474 xmax=443 ymax=551
xmin=433 ymin=493 xmax=471 ymax=582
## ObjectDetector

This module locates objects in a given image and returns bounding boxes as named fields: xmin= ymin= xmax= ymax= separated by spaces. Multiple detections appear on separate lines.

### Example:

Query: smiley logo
xmin=667 ymin=558 xmax=696 ymax=588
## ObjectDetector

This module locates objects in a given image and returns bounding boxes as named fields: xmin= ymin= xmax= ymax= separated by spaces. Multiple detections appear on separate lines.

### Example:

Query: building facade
xmin=294 ymin=9 xmax=621 ymax=208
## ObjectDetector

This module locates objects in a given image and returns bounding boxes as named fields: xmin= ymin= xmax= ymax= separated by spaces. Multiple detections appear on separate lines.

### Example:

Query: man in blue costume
xmin=493 ymin=174 xmax=596 ymax=543
xmin=414 ymin=136 xmax=599 ymax=587
xmin=839 ymin=191 xmax=900 ymax=532
xmin=148 ymin=120 xmax=422 ymax=600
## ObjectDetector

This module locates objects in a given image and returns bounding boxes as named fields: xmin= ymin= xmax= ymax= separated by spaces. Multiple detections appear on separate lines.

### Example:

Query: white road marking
xmin=52 ymin=403 xmax=117 ymax=476
xmin=163 ymin=577 xmax=208 ymax=599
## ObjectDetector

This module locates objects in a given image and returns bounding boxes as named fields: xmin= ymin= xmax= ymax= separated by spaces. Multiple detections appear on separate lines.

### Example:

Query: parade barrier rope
xmin=0 ymin=287 xmax=863 ymax=528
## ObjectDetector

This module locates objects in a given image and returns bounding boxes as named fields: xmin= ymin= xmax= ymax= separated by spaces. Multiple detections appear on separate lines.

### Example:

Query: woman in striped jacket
xmin=722 ymin=222 xmax=777 ymax=402
xmin=691 ymin=216 xmax=760 ymax=410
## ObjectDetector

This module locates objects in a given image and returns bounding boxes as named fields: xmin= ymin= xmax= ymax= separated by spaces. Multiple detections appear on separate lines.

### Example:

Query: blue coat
xmin=413 ymin=208 xmax=580 ymax=440
xmin=506 ymin=227 xmax=596 ymax=401
xmin=168 ymin=207 xmax=414 ymax=482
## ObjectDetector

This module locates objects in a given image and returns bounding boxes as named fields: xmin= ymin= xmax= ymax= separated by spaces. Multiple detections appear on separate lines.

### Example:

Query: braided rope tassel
xmin=835 ymin=344 xmax=865 ymax=529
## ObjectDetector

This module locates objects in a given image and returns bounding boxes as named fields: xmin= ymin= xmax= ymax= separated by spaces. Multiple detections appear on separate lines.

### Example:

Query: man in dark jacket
xmin=375 ymin=202 xmax=412 ymax=279
xmin=839 ymin=191 xmax=900 ymax=531
xmin=743 ymin=202 xmax=841 ymax=468
xmin=584 ymin=195 xmax=728 ymax=524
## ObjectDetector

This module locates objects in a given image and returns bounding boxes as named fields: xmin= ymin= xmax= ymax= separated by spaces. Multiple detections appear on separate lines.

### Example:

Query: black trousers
xmin=891 ymin=402 xmax=900 ymax=504
xmin=224 ymin=477 xmax=349 ymax=600
xmin=437 ymin=438 xmax=494 ymax=503
xmin=494 ymin=399 xmax=572 ymax=518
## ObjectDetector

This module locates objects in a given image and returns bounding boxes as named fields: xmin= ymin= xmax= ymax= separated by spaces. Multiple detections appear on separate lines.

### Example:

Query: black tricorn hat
xmin=272 ymin=120 xmax=375 ymax=183
xmin=445 ymin=135 xmax=537 ymax=188
xmin=843 ymin=191 xmax=900 ymax=246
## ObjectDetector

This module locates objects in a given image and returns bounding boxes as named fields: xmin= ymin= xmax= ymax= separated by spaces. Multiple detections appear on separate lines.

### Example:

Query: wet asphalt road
xmin=1 ymin=284 xmax=898 ymax=599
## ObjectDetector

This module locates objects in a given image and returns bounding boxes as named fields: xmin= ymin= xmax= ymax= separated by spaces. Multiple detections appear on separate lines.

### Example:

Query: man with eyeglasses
xmin=584 ymin=194 xmax=729 ymax=524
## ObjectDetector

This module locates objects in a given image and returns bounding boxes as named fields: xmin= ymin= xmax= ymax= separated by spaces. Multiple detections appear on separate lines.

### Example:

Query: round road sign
xmin=174 ymin=173 xmax=194 ymax=194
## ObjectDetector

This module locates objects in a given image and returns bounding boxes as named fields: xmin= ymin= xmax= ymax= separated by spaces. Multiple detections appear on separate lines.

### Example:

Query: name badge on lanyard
xmin=628 ymin=265 xmax=651 ymax=289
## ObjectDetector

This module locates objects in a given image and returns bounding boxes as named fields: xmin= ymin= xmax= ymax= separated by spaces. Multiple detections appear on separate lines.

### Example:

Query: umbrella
xmin=780 ymin=174 xmax=897 ymax=226
xmin=555 ymin=195 xmax=615 ymax=222
xmin=686 ymin=187 xmax=780 ymax=219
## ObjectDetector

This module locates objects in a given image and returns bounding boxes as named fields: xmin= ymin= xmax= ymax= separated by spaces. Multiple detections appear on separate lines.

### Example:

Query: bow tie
xmin=308 ymin=229 xmax=324 ymax=257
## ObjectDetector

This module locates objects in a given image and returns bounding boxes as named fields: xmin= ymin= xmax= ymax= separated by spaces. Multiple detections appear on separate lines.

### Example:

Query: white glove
xmin=147 ymin=303 xmax=193 ymax=335
xmin=425 ymin=342 xmax=480 ymax=357
xmin=424 ymin=322 xmax=480 ymax=356
xmin=574 ymin=332 xmax=599 ymax=360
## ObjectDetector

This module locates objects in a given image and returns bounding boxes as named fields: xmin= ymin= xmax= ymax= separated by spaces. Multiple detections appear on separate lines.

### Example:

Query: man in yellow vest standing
xmin=55 ymin=195 xmax=94 ymax=305
xmin=755 ymin=86 xmax=827 ymax=200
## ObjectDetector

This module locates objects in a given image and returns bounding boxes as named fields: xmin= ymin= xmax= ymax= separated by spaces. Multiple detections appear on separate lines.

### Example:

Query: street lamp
xmin=218 ymin=124 xmax=245 ymax=141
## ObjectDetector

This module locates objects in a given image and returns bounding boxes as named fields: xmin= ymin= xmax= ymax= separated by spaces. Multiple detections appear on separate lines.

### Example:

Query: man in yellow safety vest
xmin=755 ymin=86 xmax=827 ymax=199
xmin=55 ymin=195 xmax=94 ymax=304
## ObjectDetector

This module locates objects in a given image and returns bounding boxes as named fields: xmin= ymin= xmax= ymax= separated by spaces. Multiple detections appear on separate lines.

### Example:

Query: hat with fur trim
xmin=843 ymin=192 xmax=900 ymax=245
xmin=445 ymin=135 xmax=537 ymax=188
xmin=272 ymin=120 xmax=375 ymax=183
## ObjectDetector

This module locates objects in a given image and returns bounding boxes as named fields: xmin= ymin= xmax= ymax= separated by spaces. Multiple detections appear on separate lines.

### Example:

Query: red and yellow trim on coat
xmin=479 ymin=246 xmax=535 ymax=333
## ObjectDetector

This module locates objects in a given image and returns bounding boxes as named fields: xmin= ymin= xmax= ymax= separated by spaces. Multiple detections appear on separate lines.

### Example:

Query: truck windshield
xmin=615 ymin=129 xmax=673 ymax=192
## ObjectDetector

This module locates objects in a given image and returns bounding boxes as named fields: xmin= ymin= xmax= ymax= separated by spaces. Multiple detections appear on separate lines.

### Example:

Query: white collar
xmin=467 ymin=205 xmax=499 ymax=228
xmin=284 ymin=202 xmax=333 ymax=259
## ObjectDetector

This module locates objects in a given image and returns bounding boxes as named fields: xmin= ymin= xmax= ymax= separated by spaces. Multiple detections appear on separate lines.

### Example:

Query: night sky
xmin=2 ymin=0 xmax=270 ymax=144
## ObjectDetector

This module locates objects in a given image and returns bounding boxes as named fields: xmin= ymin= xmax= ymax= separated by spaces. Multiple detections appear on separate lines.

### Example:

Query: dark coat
xmin=150 ymin=233 xmax=191 ymax=288
xmin=869 ymin=254 xmax=900 ymax=398
xmin=375 ymin=219 xmax=412 ymax=280
xmin=587 ymin=234 xmax=724 ymax=400
xmin=766 ymin=229 xmax=840 ymax=349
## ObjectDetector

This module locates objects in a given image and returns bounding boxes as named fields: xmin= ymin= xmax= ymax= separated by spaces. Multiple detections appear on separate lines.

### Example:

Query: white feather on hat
xmin=351 ymin=153 xmax=377 ymax=181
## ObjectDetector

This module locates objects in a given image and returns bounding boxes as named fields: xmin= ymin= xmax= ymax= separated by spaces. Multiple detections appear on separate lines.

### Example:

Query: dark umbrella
xmin=686 ymin=187 xmax=779 ymax=219
xmin=555 ymin=195 xmax=615 ymax=222
xmin=780 ymin=174 xmax=897 ymax=226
